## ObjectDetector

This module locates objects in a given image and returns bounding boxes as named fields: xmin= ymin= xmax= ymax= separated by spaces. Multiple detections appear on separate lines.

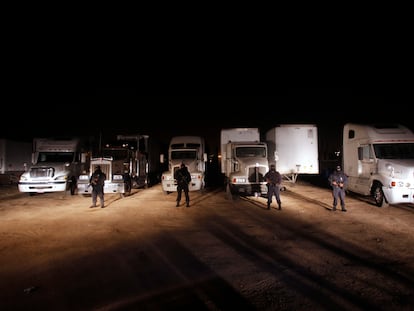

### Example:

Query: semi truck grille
xmin=173 ymin=166 xmax=179 ymax=175
xmin=30 ymin=167 xmax=54 ymax=178
xmin=100 ymin=164 xmax=110 ymax=179
xmin=248 ymin=166 xmax=266 ymax=183
xmin=91 ymin=164 xmax=110 ymax=180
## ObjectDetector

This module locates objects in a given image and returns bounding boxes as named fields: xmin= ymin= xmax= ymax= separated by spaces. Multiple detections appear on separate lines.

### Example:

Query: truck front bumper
xmin=230 ymin=183 xmax=268 ymax=196
xmin=77 ymin=182 xmax=127 ymax=194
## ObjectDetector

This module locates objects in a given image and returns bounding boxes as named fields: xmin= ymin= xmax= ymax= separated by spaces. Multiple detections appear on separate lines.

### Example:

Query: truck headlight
xmin=113 ymin=175 xmax=123 ymax=180
xmin=79 ymin=175 xmax=89 ymax=181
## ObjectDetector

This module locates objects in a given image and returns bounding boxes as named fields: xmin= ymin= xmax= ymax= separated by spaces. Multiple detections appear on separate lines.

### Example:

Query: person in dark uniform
xmin=264 ymin=164 xmax=282 ymax=210
xmin=174 ymin=162 xmax=191 ymax=207
xmin=89 ymin=165 xmax=106 ymax=208
xmin=328 ymin=165 xmax=348 ymax=212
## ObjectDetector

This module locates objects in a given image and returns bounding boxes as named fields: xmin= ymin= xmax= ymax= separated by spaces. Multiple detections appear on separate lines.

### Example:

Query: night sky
xmin=1 ymin=89 xmax=406 ymax=158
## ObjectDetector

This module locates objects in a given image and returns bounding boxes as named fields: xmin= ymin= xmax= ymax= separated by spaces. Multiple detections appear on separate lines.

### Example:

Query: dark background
xmin=2 ymin=89 xmax=398 ymax=144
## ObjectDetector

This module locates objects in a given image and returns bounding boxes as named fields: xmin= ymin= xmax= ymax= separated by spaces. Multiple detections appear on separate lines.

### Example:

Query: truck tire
xmin=372 ymin=182 xmax=389 ymax=207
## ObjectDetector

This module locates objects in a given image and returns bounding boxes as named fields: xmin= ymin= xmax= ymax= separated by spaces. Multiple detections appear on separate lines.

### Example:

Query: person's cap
xmin=96 ymin=165 xmax=101 ymax=170
xmin=181 ymin=163 xmax=185 ymax=167
xmin=336 ymin=165 xmax=341 ymax=170
xmin=270 ymin=164 xmax=275 ymax=169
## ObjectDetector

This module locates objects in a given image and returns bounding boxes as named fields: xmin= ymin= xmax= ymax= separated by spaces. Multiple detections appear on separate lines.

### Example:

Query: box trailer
xmin=266 ymin=124 xmax=319 ymax=183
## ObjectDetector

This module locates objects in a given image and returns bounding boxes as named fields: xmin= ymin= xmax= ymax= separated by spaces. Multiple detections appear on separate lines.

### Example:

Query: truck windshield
xmin=38 ymin=152 xmax=75 ymax=163
xmin=171 ymin=151 xmax=197 ymax=160
xmin=373 ymin=143 xmax=414 ymax=159
xmin=235 ymin=147 xmax=266 ymax=158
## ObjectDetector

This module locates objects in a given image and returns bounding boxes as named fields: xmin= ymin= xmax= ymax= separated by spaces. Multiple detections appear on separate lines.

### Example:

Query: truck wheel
xmin=373 ymin=183 xmax=389 ymax=207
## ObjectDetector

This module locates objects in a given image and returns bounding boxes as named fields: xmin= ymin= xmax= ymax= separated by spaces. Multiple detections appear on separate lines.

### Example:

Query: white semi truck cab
xmin=18 ymin=138 xmax=88 ymax=195
xmin=161 ymin=136 xmax=207 ymax=194
xmin=343 ymin=123 xmax=414 ymax=207
xmin=221 ymin=128 xmax=269 ymax=197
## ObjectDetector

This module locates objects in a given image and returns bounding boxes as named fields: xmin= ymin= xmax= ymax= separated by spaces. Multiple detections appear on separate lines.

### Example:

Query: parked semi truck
xmin=77 ymin=134 xmax=160 ymax=196
xmin=343 ymin=123 xmax=414 ymax=207
xmin=0 ymin=139 xmax=32 ymax=184
xmin=220 ymin=128 xmax=269 ymax=197
xmin=77 ymin=156 xmax=131 ymax=197
xmin=18 ymin=137 xmax=89 ymax=195
xmin=161 ymin=136 xmax=207 ymax=194
xmin=265 ymin=124 xmax=319 ymax=183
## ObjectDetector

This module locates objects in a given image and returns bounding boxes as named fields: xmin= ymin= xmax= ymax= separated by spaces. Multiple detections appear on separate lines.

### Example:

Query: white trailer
xmin=0 ymin=139 xmax=32 ymax=184
xmin=343 ymin=123 xmax=414 ymax=207
xmin=221 ymin=128 xmax=269 ymax=197
xmin=161 ymin=136 xmax=207 ymax=194
xmin=266 ymin=124 xmax=319 ymax=183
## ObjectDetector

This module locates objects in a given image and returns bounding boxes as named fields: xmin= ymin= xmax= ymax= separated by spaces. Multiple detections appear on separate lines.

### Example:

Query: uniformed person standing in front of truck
xmin=174 ymin=162 xmax=191 ymax=207
xmin=264 ymin=164 xmax=282 ymax=210
xmin=328 ymin=165 xmax=348 ymax=212
xmin=89 ymin=165 xmax=106 ymax=208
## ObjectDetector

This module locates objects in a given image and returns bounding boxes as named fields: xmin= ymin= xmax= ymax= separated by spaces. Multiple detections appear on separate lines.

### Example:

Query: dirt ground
xmin=1 ymin=180 xmax=414 ymax=310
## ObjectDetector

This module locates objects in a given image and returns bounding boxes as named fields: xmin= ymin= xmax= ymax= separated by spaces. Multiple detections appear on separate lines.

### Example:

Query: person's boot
xmin=267 ymin=203 xmax=270 ymax=210
xmin=176 ymin=201 xmax=179 ymax=207
xmin=186 ymin=202 xmax=190 ymax=207
xmin=332 ymin=206 xmax=337 ymax=211
xmin=278 ymin=203 xmax=282 ymax=210
xmin=341 ymin=206 xmax=347 ymax=212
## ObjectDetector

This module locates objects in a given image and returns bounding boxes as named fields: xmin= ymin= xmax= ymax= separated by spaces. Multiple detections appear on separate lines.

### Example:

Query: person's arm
xmin=329 ymin=174 xmax=337 ymax=186
xmin=276 ymin=172 xmax=282 ymax=184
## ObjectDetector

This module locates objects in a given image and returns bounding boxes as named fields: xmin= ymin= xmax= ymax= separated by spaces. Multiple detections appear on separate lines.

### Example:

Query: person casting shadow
xmin=174 ymin=162 xmax=191 ymax=207
xmin=89 ymin=165 xmax=106 ymax=208
xmin=264 ymin=164 xmax=282 ymax=210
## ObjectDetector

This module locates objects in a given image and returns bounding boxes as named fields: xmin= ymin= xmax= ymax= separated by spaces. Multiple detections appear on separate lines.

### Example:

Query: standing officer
xmin=89 ymin=165 xmax=106 ymax=208
xmin=264 ymin=164 xmax=282 ymax=210
xmin=328 ymin=165 xmax=348 ymax=212
xmin=174 ymin=162 xmax=191 ymax=207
